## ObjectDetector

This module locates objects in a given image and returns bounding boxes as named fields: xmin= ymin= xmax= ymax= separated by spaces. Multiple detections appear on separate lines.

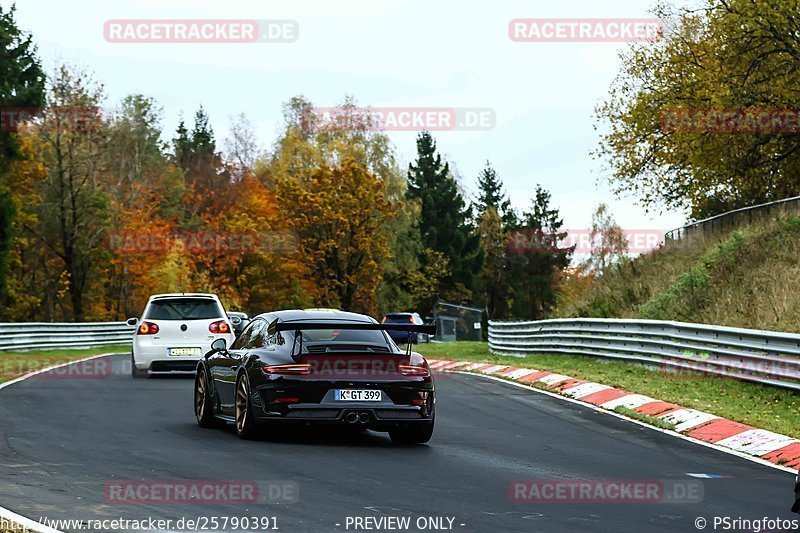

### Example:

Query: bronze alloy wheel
xmin=195 ymin=371 xmax=207 ymax=421
xmin=235 ymin=375 xmax=256 ymax=439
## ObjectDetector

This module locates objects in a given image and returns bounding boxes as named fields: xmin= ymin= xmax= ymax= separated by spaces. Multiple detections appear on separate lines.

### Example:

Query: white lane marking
xmin=452 ymin=371 xmax=796 ymax=474
xmin=600 ymin=394 xmax=656 ymax=410
xmin=714 ymin=430 xmax=800 ymax=457
xmin=0 ymin=353 xmax=116 ymax=392
xmin=562 ymin=382 xmax=612 ymax=399
xmin=659 ymin=409 xmax=720 ymax=433
xmin=537 ymin=373 xmax=571 ymax=385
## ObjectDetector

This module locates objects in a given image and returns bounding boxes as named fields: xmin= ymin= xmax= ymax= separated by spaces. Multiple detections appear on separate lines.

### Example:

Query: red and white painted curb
xmin=428 ymin=359 xmax=800 ymax=471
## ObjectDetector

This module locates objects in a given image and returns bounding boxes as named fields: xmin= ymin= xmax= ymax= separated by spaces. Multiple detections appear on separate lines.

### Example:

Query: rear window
xmin=383 ymin=314 xmax=413 ymax=324
xmin=145 ymin=298 xmax=224 ymax=320
xmin=299 ymin=328 xmax=388 ymax=344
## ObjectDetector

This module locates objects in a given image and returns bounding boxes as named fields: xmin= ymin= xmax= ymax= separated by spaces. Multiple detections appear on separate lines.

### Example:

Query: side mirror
xmin=126 ymin=317 xmax=138 ymax=326
xmin=230 ymin=316 xmax=242 ymax=326
xmin=210 ymin=338 xmax=227 ymax=354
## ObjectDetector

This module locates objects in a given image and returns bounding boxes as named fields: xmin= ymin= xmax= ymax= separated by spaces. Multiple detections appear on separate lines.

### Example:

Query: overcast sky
xmin=5 ymin=0 xmax=688 ymax=234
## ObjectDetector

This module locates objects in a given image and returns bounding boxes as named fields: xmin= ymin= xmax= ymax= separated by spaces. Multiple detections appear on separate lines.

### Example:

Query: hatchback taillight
xmin=209 ymin=320 xmax=231 ymax=334
xmin=137 ymin=322 xmax=159 ymax=335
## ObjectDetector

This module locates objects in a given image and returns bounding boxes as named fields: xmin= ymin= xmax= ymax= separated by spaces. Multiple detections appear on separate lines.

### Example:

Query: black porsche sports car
xmin=194 ymin=309 xmax=436 ymax=443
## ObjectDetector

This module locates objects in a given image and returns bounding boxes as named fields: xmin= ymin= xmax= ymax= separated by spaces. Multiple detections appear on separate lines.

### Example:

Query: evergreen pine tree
xmin=474 ymin=161 xmax=516 ymax=228
xmin=407 ymin=132 xmax=481 ymax=307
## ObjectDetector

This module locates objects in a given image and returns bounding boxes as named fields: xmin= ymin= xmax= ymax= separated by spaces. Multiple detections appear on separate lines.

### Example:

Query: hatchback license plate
xmin=168 ymin=347 xmax=201 ymax=357
xmin=335 ymin=389 xmax=381 ymax=402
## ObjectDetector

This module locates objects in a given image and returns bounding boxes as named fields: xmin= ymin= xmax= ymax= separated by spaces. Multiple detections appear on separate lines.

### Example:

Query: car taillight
xmin=263 ymin=364 xmax=312 ymax=375
xmin=209 ymin=320 xmax=231 ymax=334
xmin=137 ymin=322 xmax=159 ymax=335
xmin=399 ymin=364 xmax=430 ymax=377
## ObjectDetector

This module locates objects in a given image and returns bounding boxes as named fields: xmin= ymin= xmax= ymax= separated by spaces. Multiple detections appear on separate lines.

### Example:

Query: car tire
xmin=131 ymin=354 xmax=149 ymax=379
xmin=235 ymin=374 xmax=258 ymax=440
xmin=389 ymin=417 xmax=434 ymax=444
xmin=195 ymin=369 xmax=219 ymax=428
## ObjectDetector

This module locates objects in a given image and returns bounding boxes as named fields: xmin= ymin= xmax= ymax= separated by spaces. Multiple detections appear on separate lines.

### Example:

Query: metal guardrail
xmin=488 ymin=318 xmax=800 ymax=391
xmin=665 ymin=195 xmax=800 ymax=242
xmin=0 ymin=322 xmax=135 ymax=351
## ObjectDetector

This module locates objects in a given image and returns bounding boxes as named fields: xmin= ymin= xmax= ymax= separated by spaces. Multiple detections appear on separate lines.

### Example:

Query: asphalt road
xmin=0 ymin=354 xmax=796 ymax=533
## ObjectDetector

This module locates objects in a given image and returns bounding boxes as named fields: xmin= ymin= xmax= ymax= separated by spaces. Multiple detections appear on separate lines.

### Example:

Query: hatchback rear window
xmin=145 ymin=299 xmax=224 ymax=320
xmin=383 ymin=315 xmax=415 ymax=324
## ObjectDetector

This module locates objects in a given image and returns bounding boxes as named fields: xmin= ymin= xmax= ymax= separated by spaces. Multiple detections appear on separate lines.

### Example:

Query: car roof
xmin=255 ymin=309 xmax=377 ymax=324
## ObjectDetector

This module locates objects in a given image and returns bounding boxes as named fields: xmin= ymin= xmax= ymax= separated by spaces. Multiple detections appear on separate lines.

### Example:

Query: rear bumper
xmin=133 ymin=334 xmax=234 ymax=372
xmin=253 ymin=404 xmax=433 ymax=429
xmin=250 ymin=379 xmax=435 ymax=428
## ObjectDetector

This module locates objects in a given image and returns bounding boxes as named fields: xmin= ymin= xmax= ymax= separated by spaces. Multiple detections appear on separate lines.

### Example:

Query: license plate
xmin=335 ymin=389 xmax=381 ymax=402
xmin=168 ymin=347 xmax=201 ymax=357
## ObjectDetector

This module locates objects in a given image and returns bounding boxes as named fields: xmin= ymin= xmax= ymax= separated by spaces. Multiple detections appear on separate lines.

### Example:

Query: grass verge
xmin=0 ymin=345 xmax=131 ymax=384
xmin=415 ymin=341 xmax=800 ymax=439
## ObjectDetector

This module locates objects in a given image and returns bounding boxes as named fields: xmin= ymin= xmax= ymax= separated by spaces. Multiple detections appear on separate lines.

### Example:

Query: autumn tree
xmin=276 ymin=158 xmax=392 ymax=314
xmin=596 ymin=0 xmax=800 ymax=219
xmin=478 ymin=207 xmax=510 ymax=319
xmin=224 ymin=113 xmax=261 ymax=182
xmin=32 ymin=66 xmax=110 ymax=321
xmin=269 ymin=96 xmax=428 ymax=315
xmin=173 ymin=107 xmax=229 ymax=215
xmin=585 ymin=203 xmax=628 ymax=273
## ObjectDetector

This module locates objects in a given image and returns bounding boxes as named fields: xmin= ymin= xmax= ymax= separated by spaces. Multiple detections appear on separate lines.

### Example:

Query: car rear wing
xmin=267 ymin=320 xmax=436 ymax=358
xmin=267 ymin=320 xmax=436 ymax=337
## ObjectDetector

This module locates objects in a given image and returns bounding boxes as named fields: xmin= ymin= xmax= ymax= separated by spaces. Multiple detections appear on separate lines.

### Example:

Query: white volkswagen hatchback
xmin=130 ymin=293 xmax=235 ymax=378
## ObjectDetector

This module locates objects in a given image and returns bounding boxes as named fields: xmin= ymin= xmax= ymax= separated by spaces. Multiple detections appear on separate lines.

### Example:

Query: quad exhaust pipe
xmin=345 ymin=411 xmax=370 ymax=424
